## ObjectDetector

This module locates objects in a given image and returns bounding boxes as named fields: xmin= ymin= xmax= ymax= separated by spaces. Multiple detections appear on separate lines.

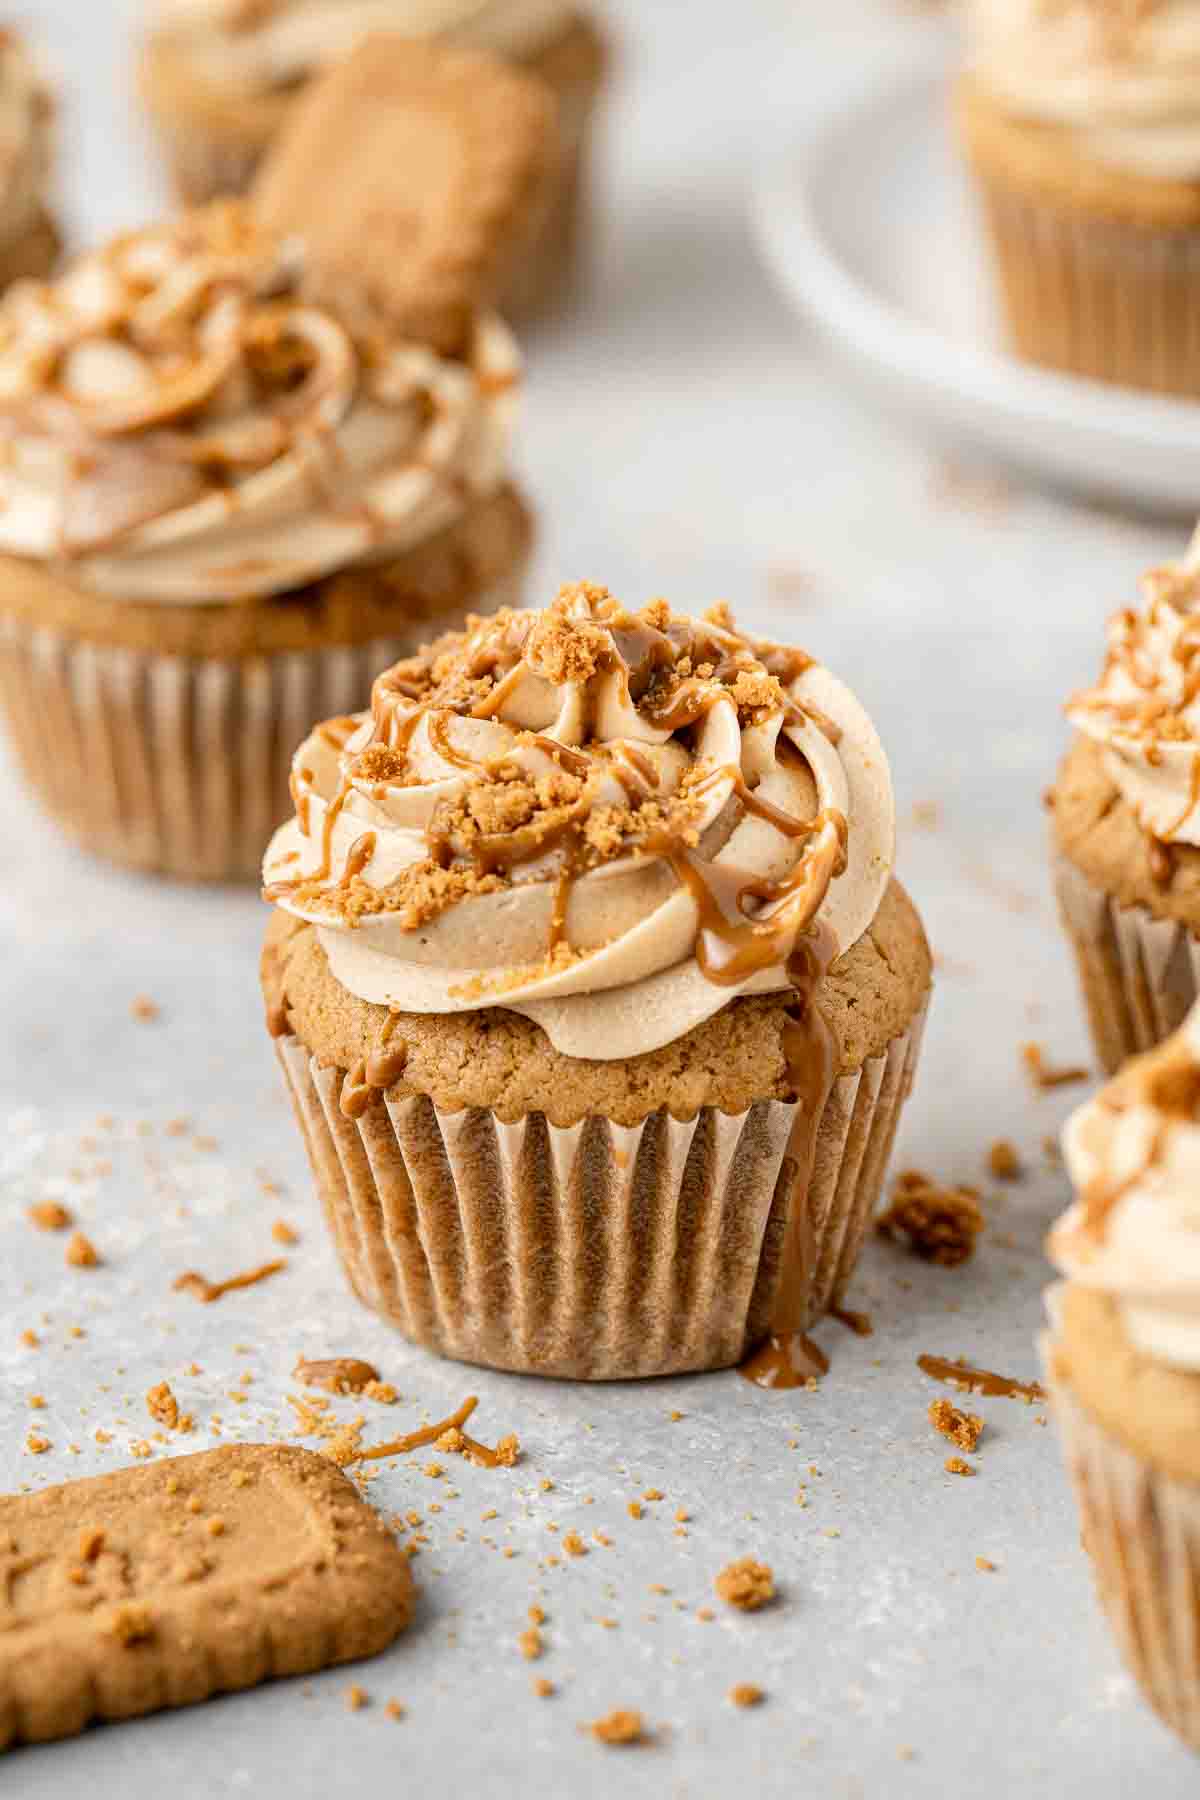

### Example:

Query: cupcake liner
xmin=271 ymin=997 xmax=927 ymax=1381
xmin=968 ymin=170 xmax=1200 ymax=396
xmin=1043 ymin=1336 xmax=1200 ymax=1753
xmin=0 ymin=575 xmax=521 ymax=882
xmin=1054 ymin=854 xmax=1200 ymax=1074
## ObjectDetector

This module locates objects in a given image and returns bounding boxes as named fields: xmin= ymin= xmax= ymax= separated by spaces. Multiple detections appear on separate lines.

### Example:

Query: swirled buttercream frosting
xmin=0 ymin=199 xmax=517 ymax=603
xmin=262 ymin=584 xmax=896 ymax=1061
xmin=1067 ymin=554 xmax=1200 ymax=846
xmin=0 ymin=32 xmax=52 ymax=252
xmin=966 ymin=0 xmax=1200 ymax=178
xmin=150 ymin=0 xmax=575 ymax=94
xmin=1053 ymin=1002 xmax=1200 ymax=1370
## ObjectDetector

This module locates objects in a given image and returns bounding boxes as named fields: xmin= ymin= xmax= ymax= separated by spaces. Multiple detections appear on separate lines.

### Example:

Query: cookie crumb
xmin=562 ymin=1530 xmax=587 ymax=1558
xmin=715 ymin=1557 xmax=774 ymax=1611
xmin=532 ymin=1677 xmax=555 ymax=1699
xmin=729 ymin=1683 xmax=765 ymax=1708
xmin=877 ymin=1170 xmax=984 ymax=1267
xmin=944 ymin=1457 xmax=976 ymax=1477
xmin=587 ymin=1708 xmax=645 ymax=1746
xmin=20 ymin=1329 xmax=38 ymax=1348
xmin=25 ymin=1432 xmax=50 ymax=1455
xmin=130 ymin=995 xmax=160 ymax=1023
xmin=65 ymin=1232 xmax=100 ymax=1269
xmin=986 ymin=1140 xmax=1021 ymax=1181
xmin=976 ymin=1556 xmax=997 ymax=1572
xmin=145 ymin=1381 xmax=192 ymax=1432
xmin=27 ymin=1201 xmax=72 ymax=1232
xmin=1021 ymin=1043 xmax=1089 ymax=1091
xmin=519 ymin=1627 xmax=543 ymax=1660
xmin=345 ymin=1684 xmax=369 ymax=1712
xmin=384 ymin=1699 xmax=405 ymax=1721
xmin=272 ymin=1220 xmax=299 ymax=1245
xmin=929 ymin=1398 xmax=983 ymax=1453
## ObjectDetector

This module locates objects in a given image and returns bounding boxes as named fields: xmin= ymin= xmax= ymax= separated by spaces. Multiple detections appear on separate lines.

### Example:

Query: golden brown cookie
xmin=253 ymin=36 xmax=557 ymax=356
xmin=0 ymin=1444 xmax=415 ymax=1748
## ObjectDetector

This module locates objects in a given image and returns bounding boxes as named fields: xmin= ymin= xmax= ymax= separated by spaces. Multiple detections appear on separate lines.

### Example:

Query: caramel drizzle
xmin=348 ymin=1394 xmax=483 ymax=1464
xmin=917 ymin=1354 xmax=1045 ymax=1403
xmin=340 ymin=1011 xmax=407 ymax=1118
xmin=173 ymin=1259 xmax=286 ymax=1303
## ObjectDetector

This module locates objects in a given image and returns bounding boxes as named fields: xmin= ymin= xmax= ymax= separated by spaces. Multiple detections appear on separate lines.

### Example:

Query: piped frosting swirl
xmin=1067 ymin=552 xmax=1200 ymax=846
xmin=965 ymin=0 xmax=1200 ymax=178
xmin=262 ymin=584 xmax=895 ymax=1061
xmin=0 ymin=199 xmax=517 ymax=603
xmin=150 ymin=0 xmax=576 ymax=95
xmin=1054 ymin=1002 xmax=1200 ymax=1370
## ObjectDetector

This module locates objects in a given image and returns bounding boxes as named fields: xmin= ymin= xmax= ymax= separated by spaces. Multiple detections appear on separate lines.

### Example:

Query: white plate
xmin=753 ymin=32 xmax=1200 ymax=515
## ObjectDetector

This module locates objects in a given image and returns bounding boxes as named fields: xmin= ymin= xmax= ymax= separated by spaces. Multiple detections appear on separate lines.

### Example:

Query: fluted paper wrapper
xmin=1054 ymin=853 xmax=1200 ymax=1075
xmin=0 ymin=576 xmax=520 ymax=882
xmin=967 ymin=166 xmax=1200 ymax=397
xmin=1043 ymin=1336 xmax=1200 ymax=1754
xmin=271 ymin=1000 xmax=927 ymax=1381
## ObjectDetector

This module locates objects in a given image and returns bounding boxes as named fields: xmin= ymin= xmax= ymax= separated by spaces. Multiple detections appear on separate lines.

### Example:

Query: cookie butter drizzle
xmin=266 ymin=589 xmax=866 ymax=1385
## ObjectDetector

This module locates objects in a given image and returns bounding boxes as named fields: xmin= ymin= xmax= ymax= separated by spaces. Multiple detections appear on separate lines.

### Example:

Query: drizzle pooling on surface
xmin=262 ymin=583 xmax=894 ymax=1063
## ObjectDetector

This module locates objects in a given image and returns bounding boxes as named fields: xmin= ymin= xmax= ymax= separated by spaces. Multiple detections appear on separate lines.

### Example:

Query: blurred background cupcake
xmin=1051 ymin=545 xmax=1200 ymax=1073
xmin=955 ymin=0 xmax=1200 ymax=396
xmin=0 ymin=38 xmax=552 ymax=881
xmin=261 ymin=585 xmax=931 ymax=1381
xmin=0 ymin=28 xmax=60 ymax=288
xmin=138 ymin=0 xmax=608 ymax=321
xmin=1043 ymin=1005 xmax=1200 ymax=1753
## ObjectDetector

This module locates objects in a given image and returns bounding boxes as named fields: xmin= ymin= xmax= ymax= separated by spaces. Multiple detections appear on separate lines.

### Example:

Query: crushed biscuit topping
xmin=877 ymin=1171 xmax=985 ymax=1267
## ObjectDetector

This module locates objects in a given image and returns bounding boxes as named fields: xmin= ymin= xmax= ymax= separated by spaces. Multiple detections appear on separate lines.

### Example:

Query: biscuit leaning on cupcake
xmin=1044 ymin=1005 xmax=1200 ymax=1753
xmin=1051 ymin=546 xmax=1200 ymax=1072
xmin=0 ymin=29 xmax=59 ymax=290
xmin=260 ymin=585 xmax=932 ymax=1382
xmin=956 ymin=0 xmax=1200 ymax=396
xmin=0 ymin=38 xmax=555 ymax=881
xmin=138 ymin=1 xmax=607 ymax=320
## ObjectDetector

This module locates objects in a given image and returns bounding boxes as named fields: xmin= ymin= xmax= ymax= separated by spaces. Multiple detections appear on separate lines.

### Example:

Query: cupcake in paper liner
xmin=1051 ymin=552 xmax=1200 ymax=1073
xmin=137 ymin=2 xmax=608 ymax=322
xmin=955 ymin=3 xmax=1200 ymax=397
xmin=260 ymin=584 xmax=932 ymax=1382
xmin=1043 ymin=1005 xmax=1200 ymax=1753
xmin=0 ymin=39 xmax=559 ymax=881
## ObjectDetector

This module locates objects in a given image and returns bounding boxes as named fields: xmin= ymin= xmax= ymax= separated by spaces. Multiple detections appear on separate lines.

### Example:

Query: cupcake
xmin=1052 ymin=553 xmax=1200 ymax=1073
xmin=0 ymin=30 xmax=59 ymax=290
xmin=0 ymin=41 xmax=553 ymax=881
xmin=956 ymin=1 xmax=1200 ymax=395
xmin=139 ymin=3 xmax=607 ymax=321
xmin=260 ymin=585 xmax=932 ymax=1382
xmin=1044 ymin=1006 xmax=1200 ymax=1752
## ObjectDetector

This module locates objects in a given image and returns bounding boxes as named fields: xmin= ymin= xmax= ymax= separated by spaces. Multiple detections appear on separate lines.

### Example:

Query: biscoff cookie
xmin=254 ymin=36 xmax=557 ymax=355
xmin=261 ymin=586 xmax=932 ymax=1380
xmin=0 ymin=1444 xmax=415 ymax=1749
xmin=138 ymin=6 xmax=608 ymax=322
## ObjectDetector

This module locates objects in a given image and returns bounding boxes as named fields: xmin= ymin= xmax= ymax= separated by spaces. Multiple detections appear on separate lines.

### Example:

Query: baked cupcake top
xmin=0 ymin=199 xmax=517 ymax=604
xmin=0 ymin=30 xmax=53 ymax=253
xmin=262 ymin=584 xmax=895 ymax=1060
xmin=1066 ymin=556 xmax=1200 ymax=847
xmin=1053 ymin=1002 xmax=1200 ymax=1370
xmin=964 ymin=0 xmax=1200 ymax=178
xmin=148 ymin=0 xmax=576 ymax=94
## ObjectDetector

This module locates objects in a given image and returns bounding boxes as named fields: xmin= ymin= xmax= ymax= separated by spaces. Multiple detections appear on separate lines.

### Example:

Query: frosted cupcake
xmin=261 ymin=585 xmax=932 ymax=1381
xmin=139 ymin=2 xmax=607 ymax=320
xmin=1045 ymin=1005 xmax=1200 ymax=1752
xmin=957 ymin=1 xmax=1200 ymax=395
xmin=0 ymin=31 xmax=58 ymax=291
xmin=0 ymin=42 xmax=553 ymax=880
xmin=1052 ymin=550 xmax=1200 ymax=1072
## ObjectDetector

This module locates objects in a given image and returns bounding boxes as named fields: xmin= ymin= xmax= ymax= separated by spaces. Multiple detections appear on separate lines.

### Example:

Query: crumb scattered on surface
xmin=28 ymin=1201 xmax=72 ymax=1232
xmin=715 ymin=1557 xmax=774 ymax=1612
xmin=345 ymin=1684 xmax=369 ymax=1712
xmin=130 ymin=995 xmax=160 ymax=1023
xmin=272 ymin=1219 xmax=299 ymax=1245
xmin=533 ymin=1677 xmax=555 ymax=1698
xmin=877 ymin=1170 xmax=984 ymax=1267
xmin=519 ymin=1627 xmax=543 ymax=1661
xmin=987 ymin=1140 xmax=1021 ymax=1181
xmin=929 ymin=1398 xmax=983 ymax=1453
xmin=976 ymin=1556 xmax=997 ymax=1572
xmin=1021 ymin=1043 xmax=1089 ymax=1091
xmin=65 ymin=1232 xmax=100 ymax=1268
xmin=587 ymin=1708 xmax=645 ymax=1746
xmin=384 ymin=1699 xmax=404 ymax=1721
xmin=730 ymin=1683 xmax=765 ymax=1708
xmin=562 ymin=1530 xmax=587 ymax=1558
xmin=945 ymin=1457 xmax=976 ymax=1477
xmin=25 ymin=1432 xmax=50 ymax=1455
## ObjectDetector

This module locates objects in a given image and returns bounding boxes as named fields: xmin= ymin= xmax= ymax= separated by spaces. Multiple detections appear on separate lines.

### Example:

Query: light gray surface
xmin=0 ymin=2 xmax=1194 ymax=1793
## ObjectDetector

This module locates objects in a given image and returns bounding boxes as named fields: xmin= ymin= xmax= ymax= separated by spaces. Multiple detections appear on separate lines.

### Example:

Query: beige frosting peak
xmin=965 ymin=0 xmax=1200 ymax=177
xmin=1066 ymin=546 xmax=1200 ymax=846
xmin=1054 ymin=1002 xmax=1200 ymax=1369
xmin=0 ymin=31 xmax=53 ymax=252
xmin=262 ymin=586 xmax=896 ymax=1061
xmin=0 ymin=200 xmax=517 ymax=604
xmin=150 ymin=0 xmax=576 ymax=93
